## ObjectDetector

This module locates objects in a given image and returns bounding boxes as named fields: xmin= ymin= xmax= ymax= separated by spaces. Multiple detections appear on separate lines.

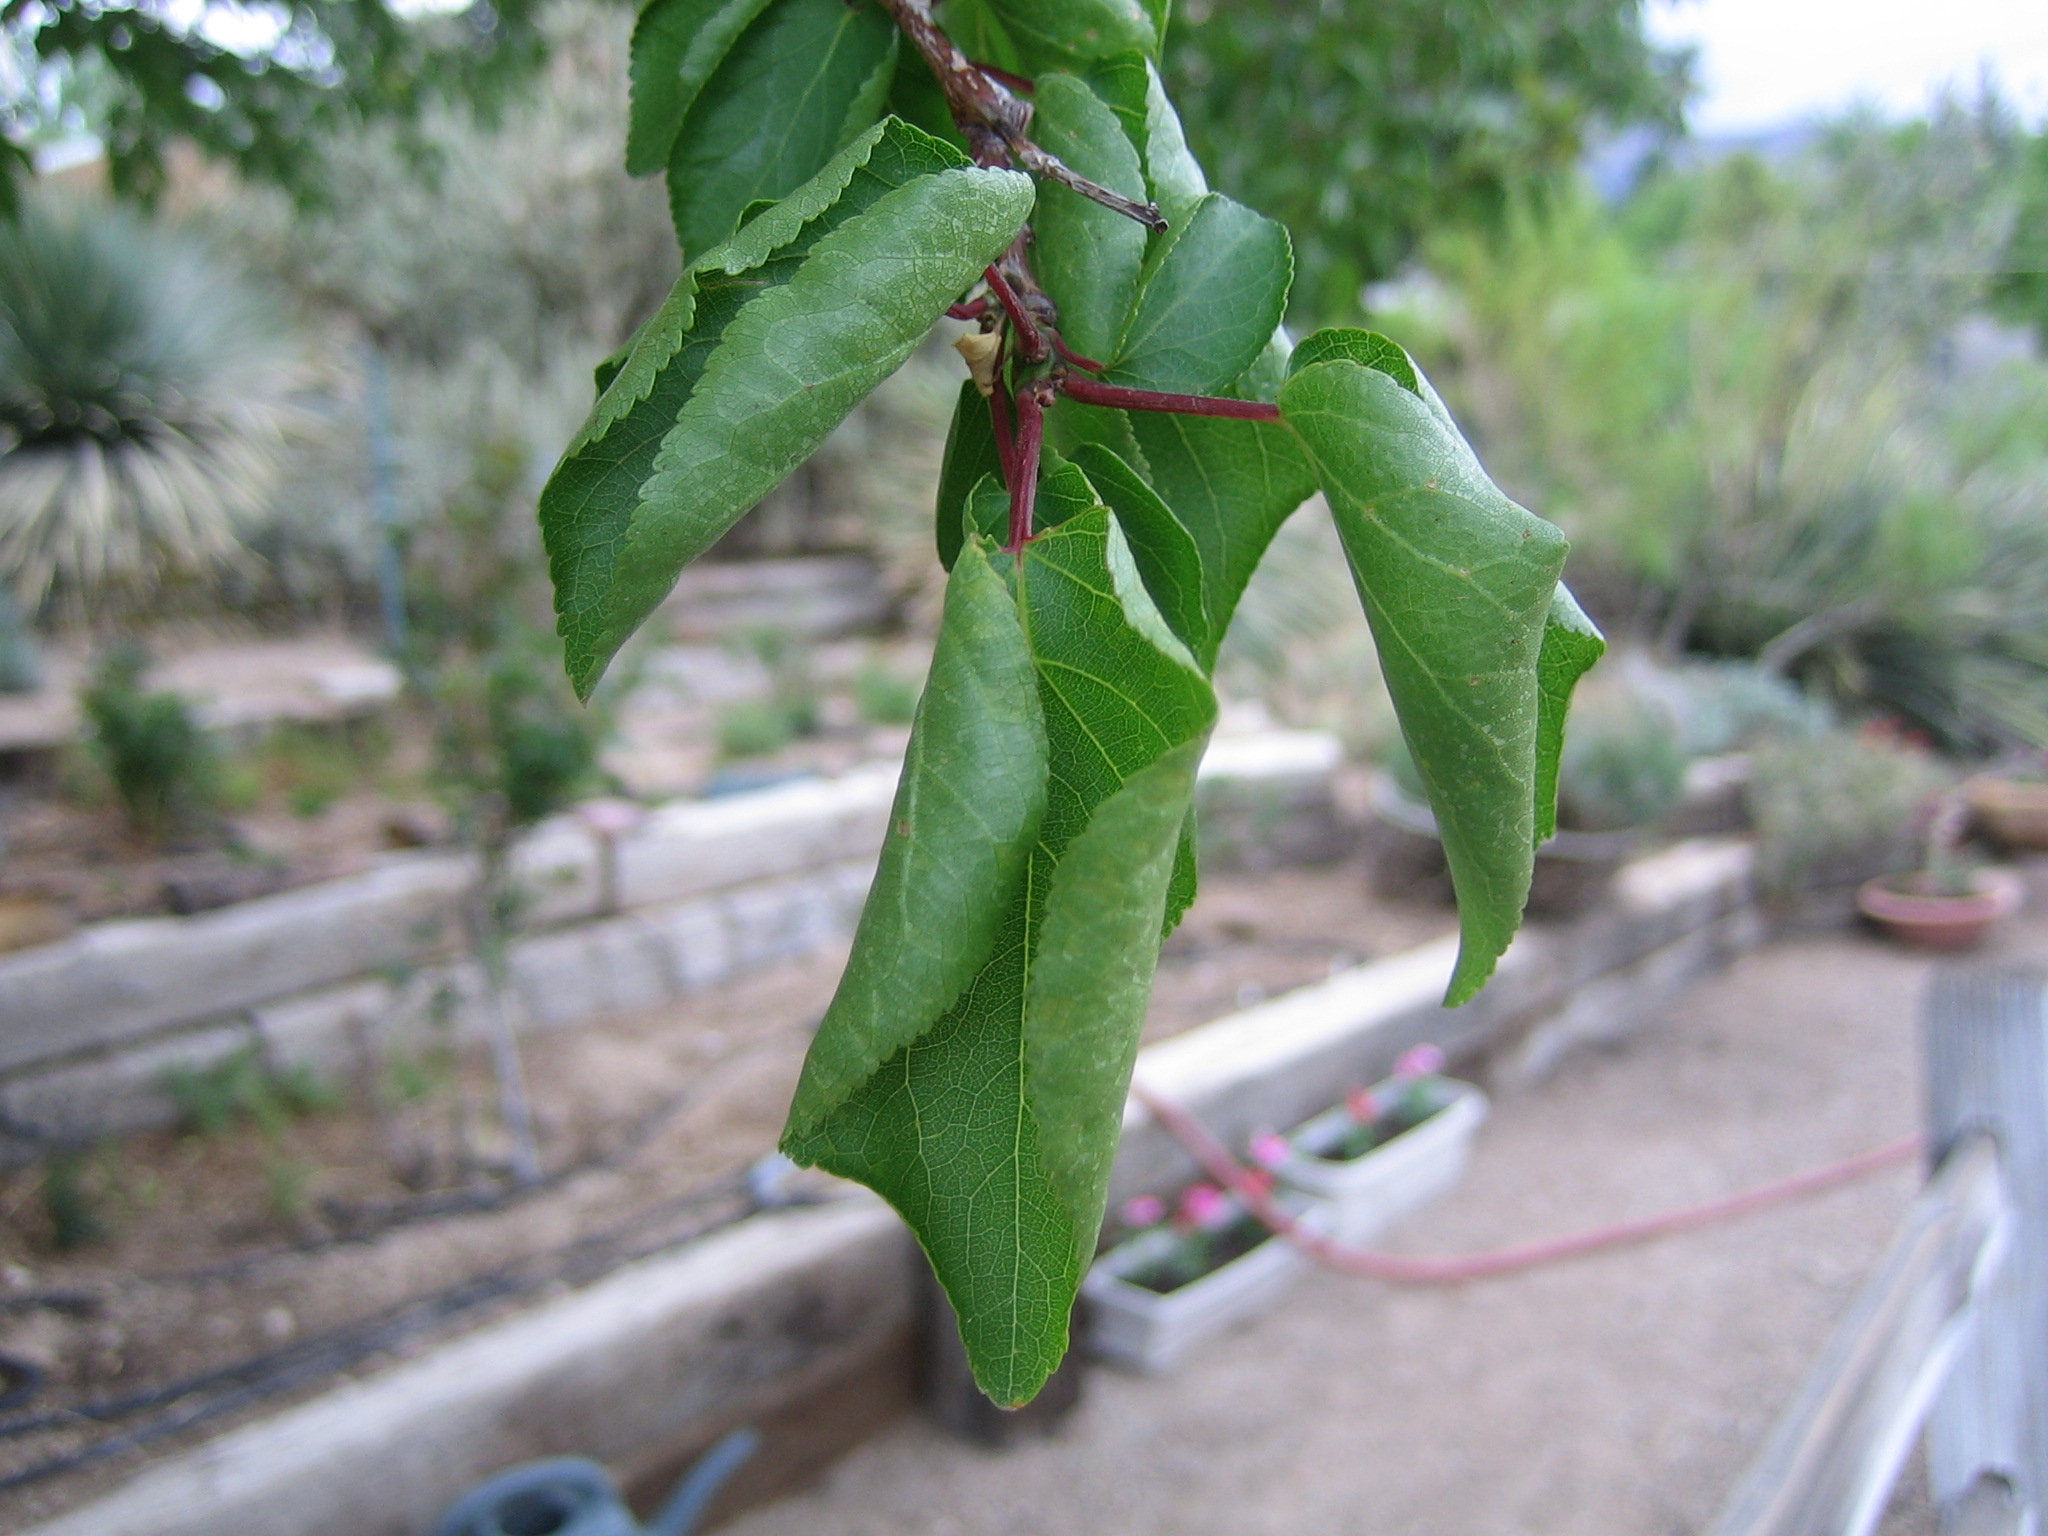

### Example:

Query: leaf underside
xmin=1278 ymin=341 xmax=1582 ymax=1002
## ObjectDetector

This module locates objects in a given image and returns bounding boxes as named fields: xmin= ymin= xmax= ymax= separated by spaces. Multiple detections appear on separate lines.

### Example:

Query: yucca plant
xmin=0 ymin=195 xmax=309 ymax=618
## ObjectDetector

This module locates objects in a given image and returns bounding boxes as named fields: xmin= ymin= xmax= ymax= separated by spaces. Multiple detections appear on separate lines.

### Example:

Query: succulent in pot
xmin=1858 ymin=791 xmax=2022 ymax=948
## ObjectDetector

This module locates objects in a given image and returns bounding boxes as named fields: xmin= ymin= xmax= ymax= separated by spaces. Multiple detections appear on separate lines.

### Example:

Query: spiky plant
xmin=0 ymin=195 xmax=310 ymax=618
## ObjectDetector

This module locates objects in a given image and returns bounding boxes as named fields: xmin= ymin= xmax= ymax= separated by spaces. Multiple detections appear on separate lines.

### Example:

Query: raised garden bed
xmin=0 ymin=850 xmax=1448 ymax=1530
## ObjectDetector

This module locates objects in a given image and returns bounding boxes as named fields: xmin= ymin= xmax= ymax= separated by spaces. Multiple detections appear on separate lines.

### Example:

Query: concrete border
xmin=20 ymin=837 xmax=1756 ymax=1536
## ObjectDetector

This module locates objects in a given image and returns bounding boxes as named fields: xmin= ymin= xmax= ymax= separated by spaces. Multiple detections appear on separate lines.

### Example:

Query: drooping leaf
xmin=783 ymin=504 xmax=1216 ymax=1406
xmin=1108 ymin=193 xmax=1293 ymax=396
xmin=1030 ymin=73 xmax=1149 ymax=363
xmin=783 ymin=538 xmax=1048 ymax=1130
xmin=626 ymin=0 xmax=776 ymax=175
xmin=1279 ymin=355 xmax=1569 ymax=1004
xmin=1125 ymin=408 xmax=1316 ymax=640
xmin=936 ymin=380 xmax=1003 ymax=570
xmin=1069 ymin=441 xmax=1210 ymax=662
xmin=541 ymin=118 xmax=1032 ymax=694
xmin=1534 ymin=584 xmax=1606 ymax=844
xmin=664 ymin=0 xmax=899 ymax=257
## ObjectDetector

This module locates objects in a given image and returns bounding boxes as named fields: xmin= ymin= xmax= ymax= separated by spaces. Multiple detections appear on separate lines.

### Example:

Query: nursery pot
xmin=1273 ymin=1080 xmax=1489 ymax=1245
xmin=1965 ymin=775 xmax=2048 ymax=852
xmin=1082 ymin=1198 xmax=1332 ymax=1376
xmin=1855 ymin=869 xmax=2024 ymax=950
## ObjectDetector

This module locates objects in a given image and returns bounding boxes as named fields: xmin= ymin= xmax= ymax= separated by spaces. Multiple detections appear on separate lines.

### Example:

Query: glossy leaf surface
xmin=783 ymin=499 xmax=1215 ymax=1405
xmin=664 ymin=0 xmax=899 ymax=257
xmin=626 ymin=0 xmax=775 ymax=175
xmin=541 ymin=119 xmax=1031 ymax=694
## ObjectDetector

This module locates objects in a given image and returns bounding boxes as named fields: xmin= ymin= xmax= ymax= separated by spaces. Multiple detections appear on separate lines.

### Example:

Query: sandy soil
xmin=0 ymin=855 xmax=1429 ymax=1527
xmin=715 ymin=897 xmax=2048 ymax=1536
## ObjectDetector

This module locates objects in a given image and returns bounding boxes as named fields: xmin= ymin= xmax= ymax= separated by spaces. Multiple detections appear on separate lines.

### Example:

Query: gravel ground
xmin=719 ymin=896 xmax=2048 ymax=1536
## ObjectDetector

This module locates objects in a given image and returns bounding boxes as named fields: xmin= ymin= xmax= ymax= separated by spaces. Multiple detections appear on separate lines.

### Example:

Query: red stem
xmin=1051 ymin=335 xmax=1104 ymax=373
xmin=982 ymin=264 xmax=1047 ymax=364
xmin=988 ymin=377 xmax=1018 ymax=484
xmin=1060 ymin=377 xmax=1281 ymax=420
xmin=1008 ymin=383 xmax=1049 ymax=552
xmin=947 ymin=296 xmax=991 ymax=321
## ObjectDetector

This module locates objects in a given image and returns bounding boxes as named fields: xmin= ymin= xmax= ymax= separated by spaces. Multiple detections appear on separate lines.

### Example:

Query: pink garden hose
xmin=1128 ymin=1082 xmax=1926 ymax=1285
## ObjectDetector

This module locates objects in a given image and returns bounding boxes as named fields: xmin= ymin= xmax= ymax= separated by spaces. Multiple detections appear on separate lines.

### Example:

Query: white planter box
xmin=1082 ymin=1199 xmax=1331 ymax=1375
xmin=1275 ymin=1080 xmax=1489 ymax=1245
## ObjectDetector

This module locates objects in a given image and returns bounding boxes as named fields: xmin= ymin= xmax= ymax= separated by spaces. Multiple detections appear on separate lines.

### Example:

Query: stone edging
xmin=20 ymin=837 xmax=1755 ymax=1536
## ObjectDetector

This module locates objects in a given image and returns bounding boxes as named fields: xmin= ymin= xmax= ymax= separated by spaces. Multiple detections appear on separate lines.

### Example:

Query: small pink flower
xmin=1249 ymin=1131 xmax=1292 ymax=1170
xmin=1346 ymin=1085 xmax=1381 ymax=1122
xmin=1176 ymin=1183 xmax=1233 ymax=1232
xmin=1120 ymin=1194 xmax=1166 ymax=1229
xmin=1393 ymin=1043 xmax=1446 ymax=1080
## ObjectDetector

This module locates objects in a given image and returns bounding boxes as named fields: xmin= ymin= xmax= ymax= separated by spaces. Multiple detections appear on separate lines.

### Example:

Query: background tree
xmin=1160 ymin=0 xmax=1689 ymax=319
xmin=0 ymin=0 xmax=558 ymax=204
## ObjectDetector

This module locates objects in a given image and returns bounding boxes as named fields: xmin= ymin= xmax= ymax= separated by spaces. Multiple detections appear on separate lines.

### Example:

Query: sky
xmin=1648 ymin=0 xmax=2048 ymax=134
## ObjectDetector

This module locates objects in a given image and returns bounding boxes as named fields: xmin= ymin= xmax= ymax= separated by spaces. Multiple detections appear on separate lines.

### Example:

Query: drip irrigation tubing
xmin=0 ymin=1171 xmax=760 ymax=1494
xmin=1129 ymin=1082 xmax=1926 ymax=1284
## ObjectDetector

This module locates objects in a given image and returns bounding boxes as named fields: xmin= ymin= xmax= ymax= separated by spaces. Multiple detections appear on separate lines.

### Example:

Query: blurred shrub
xmin=854 ymin=663 xmax=920 ymax=726
xmin=0 ymin=194 xmax=313 ymax=620
xmin=1557 ymin=695 xmax=1687 ymax=832
xmin=1399 ymin=106 xmax=2048 ymax=751
xmin=80 ymin=645 xmax=220 ymax=841
xmin=1749 ymin=730 xmax=1953 ymax=899
xmin=162 ymin=1044 xmax=336 ymax=1139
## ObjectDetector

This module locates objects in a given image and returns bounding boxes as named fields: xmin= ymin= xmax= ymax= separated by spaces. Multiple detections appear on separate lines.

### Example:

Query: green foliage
xmin=1403 ymin=109 xmax=2048 ymax=749
xmin=1555 ymin=694 xmax=1686 ymax=833
xmin=41 ymin=1146 xmax=110 ymax=1251
xmin=548 ymin=1 xmax=1595 ymax=1403
xmin=1749 ymin=730 xmax=1953 ymax=900
xmin=1159 ymin=0 xmax=1686 ymax=318
xmin=1278 ymin=339 xmax=1593 ymax=999
xmin=161 ymin=1044 xmax=337 ymax=1139
xmin=0 ymin=194 xmax=308 ymax=617
xmin=79 ymin=644 xmax=220 ymax=841
xmin=541 ymin=118 xmax=1033 ymax=693
xmin=1994 ymin=127 xmax=2048 ymax=346
xmin=2 ymin=0 xmax=559 ymax=204
xmin=853 ymin=661 xmax=920 ymax=724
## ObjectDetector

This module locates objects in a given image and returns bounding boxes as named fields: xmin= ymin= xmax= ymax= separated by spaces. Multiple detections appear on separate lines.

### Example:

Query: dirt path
xmin=720 ymin=904 xmax=2048 ymax=1536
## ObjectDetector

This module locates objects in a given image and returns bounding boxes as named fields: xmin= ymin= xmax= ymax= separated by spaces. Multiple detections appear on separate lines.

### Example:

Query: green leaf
xmin=783 ymin=538 xmax=1048 ymax=1132
xmin=1030 ymin=73 xmax=1149 ymax=363
xmin=1108 ymin=193 xmax=1293 ymax=396
xmin=1279 ymin=356 xmax=1570 ymax=1005
xmin=1125 ymin=408 xmax=1317 ymax=640
xmin=1069 ymin=441 xmax=1211 ymax=662
xmin=783 ymin=507 xmax=1216 ymax=1406
xmin=664 ymin=0 xmax=899 ymax=257
xmin=1288 ymin=326 xmax=1419 ymax=394
xmin=1534 ymin=584 xmax=1605 ymax=844
xmin=625 ymin=0 xmax=776 ymax=176
xmin=977 ymin=0 xmax=1162 ymax=70
xmin=1140 ymin=59 xmax=1208 ymax=227
xmin=542 ymin=119 xmax=1032 ymax=695
xmin=936 ymin=380 xmax=1003 ymax=570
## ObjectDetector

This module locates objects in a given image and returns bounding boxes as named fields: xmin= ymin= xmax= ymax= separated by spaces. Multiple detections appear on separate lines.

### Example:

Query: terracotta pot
xmin=1966 ymin=775 xmax=2048 ymax=851
xmin=1855 ymin=869 xmax=2024 ymax=949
